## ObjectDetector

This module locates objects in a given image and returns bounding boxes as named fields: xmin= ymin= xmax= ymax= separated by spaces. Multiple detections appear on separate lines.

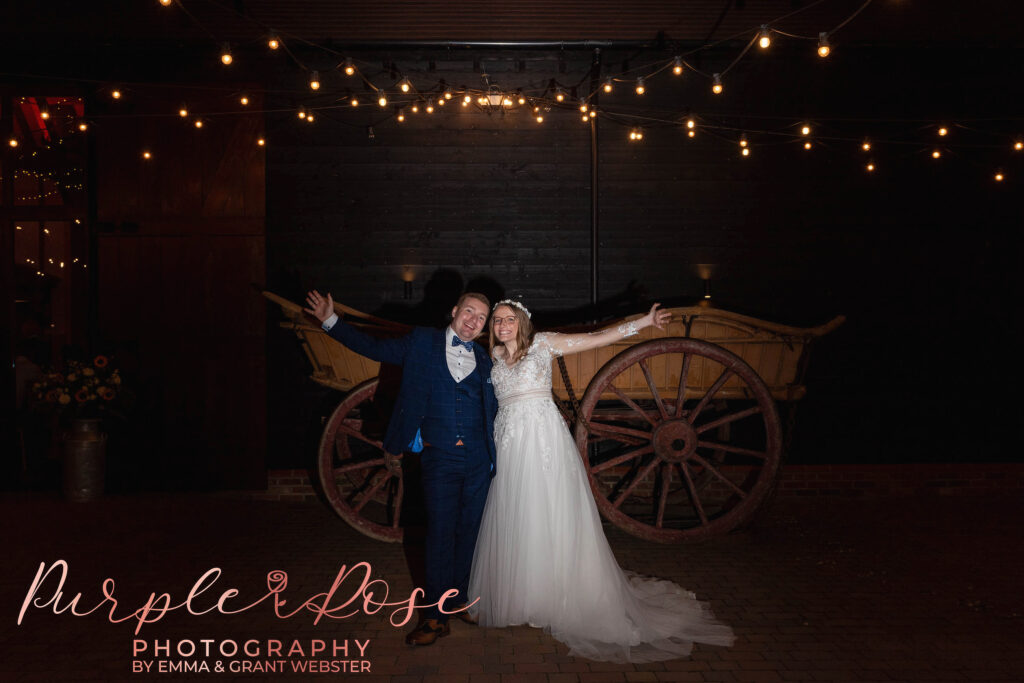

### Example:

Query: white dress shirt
xmin=445 ymin=326 xmax=476 ymax=383
xmin=323 ymin=314 xmax=475 ymax=383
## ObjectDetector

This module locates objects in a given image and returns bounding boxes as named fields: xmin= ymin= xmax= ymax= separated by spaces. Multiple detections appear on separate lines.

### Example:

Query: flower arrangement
xmin=32 ymin=355 xmax=124 ymax=420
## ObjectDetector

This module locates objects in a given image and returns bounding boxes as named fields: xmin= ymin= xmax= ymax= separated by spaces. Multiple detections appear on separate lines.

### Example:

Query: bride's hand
xmin=646 ymin=303 xmax=671 ymax=330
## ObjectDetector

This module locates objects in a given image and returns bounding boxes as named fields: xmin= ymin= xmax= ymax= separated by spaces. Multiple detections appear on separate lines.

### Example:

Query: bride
xmin=468 ymin=299 xmax=735 ymax=663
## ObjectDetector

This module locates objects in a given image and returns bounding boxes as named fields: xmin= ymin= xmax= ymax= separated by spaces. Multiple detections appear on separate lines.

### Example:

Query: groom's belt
xmin=497 ymin=389 xmax=552 ymax=407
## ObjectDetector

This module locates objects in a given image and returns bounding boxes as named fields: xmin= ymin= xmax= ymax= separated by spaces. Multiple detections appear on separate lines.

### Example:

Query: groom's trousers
xmin=419 ymin=442 xmax=492 ymax=623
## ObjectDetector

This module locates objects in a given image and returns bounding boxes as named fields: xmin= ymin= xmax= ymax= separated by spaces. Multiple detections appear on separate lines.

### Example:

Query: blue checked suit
xmin=325 ymin=320 xmax=497 ymax=621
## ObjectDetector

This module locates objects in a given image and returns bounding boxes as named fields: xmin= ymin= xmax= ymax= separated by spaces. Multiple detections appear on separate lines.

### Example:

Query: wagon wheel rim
xmin=574 ymin=338 xmax=782 ymax=543
xmin=317 ymin=378 xmax=404 ymax=542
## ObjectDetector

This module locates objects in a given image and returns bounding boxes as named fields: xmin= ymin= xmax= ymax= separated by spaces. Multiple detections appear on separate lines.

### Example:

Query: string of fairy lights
xmin=4 ymin=0 xmax=1022 ymax=186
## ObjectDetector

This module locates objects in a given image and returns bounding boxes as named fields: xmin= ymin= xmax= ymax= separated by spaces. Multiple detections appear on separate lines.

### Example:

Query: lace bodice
xmin=490 ymin=332 xmax=563 ymax=401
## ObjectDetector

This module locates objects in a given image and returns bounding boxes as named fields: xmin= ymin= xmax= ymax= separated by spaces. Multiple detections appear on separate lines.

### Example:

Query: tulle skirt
xmin=468 ymin=396 xmax=735 ymax=663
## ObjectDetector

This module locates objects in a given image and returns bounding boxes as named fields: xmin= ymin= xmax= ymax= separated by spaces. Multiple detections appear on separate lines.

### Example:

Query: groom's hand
xmin=384 ymin=451 xmax=403 ymax=475
xmin=304 ymin=290 xmax=335 ymax=323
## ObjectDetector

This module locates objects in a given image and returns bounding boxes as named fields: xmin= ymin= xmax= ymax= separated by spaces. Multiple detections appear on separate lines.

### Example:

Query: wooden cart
xmin=264 ymin=291 xmax=842 ymax=543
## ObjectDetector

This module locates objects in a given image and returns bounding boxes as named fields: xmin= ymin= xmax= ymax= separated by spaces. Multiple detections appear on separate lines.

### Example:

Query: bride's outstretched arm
xmin=544 ymin=304 xmax=671 ymax=357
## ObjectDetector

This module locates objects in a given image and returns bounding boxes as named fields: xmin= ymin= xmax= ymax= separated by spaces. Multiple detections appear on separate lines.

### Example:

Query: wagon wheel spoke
xmin=695 ymin=405 xmax=762 ymax=435
xmin=334 ymin=457 xmax=385 ymax=476
xmin=588 ymin=421 xmax=652 ymax=441
xmin=686 ymin=452 xmax=748 ymax=498
xmin=674 ymin=353 xmax=692 ymax=418
xmin=696 ymin=439 xmax=767 ymax=459
xmin=335 ymin=422 xmax=383 ymax=450
xmin=591 ymin=444 xmax=654 ymax=474
xmin=676 ymin=462 xmax=710 ymax=525
xmin=390 ymin=477 xmax=405 ymax=528
xmin=612 ymin=456 xmax=662 ymax=509
xmin=609 ymin=385 xmax=659 ymax=427
xmin=638 ymin=359 xmax=669 ymax=420
xmin=352 ymin=469 xmax=393 ymax=513
xmin=687 ymin=369 xmax=733 ymax=424
xmin=655 ymin=463 xmax=672 ymax=528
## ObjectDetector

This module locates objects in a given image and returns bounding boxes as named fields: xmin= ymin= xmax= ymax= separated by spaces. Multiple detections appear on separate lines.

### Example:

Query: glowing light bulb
xmin=739 ymin=137 xmax=748 ymax=148
xmin=603 ymin=79 xmax=613 ymax=93
xmin=502 ymin=97 xmax=513 ymax=107
xmin=712 ymin=74 xmax=723 ymax=94
xmin=817 ymin=32 xmax=831 ymax=58
xmin=932 ymin=149 xmax=941 ymax=159
xmin=801 ymin=124 xmax=811 ymax=136
xmin=517 ymin=94 xmax=526 ymax=105
xmin=425 ymin=104 xmax=434 ymax=114
xmin=938 ymin=126 xmax=948 ymax=136
xmin=397 ymin=110 xmax=405 ymax=122
xmin=78 ymin=122 xmax=88 ymax=131
xmin=178 ymin=107 xmax=188 ymax=117
xmin=444 ymin=90 xmax=453 ymax=100
xmin=804 ymin=141 xmax=812 ymax=149
xmin=862 ymin=140 xmax=871 ymax=151
xmin=742 ymin=147 xmax=750 ymax=157
xmin=142 ymin=150 xmax=152 ymax=159
xmin=463 ymin=94 xmax=472 ymax=104
xmin=350 ymin=97 xmax=359 ymax=107
xmin=687 ymin=130 xmax=696 ymax=138
xmin=343 ymin=59 xmax=355 ymax=76
xmin=159 ymin=0 xmax=172 ymax=6
xmin=268 ymin=36 xmax=280 ymax=50
xmin=257 ymin=138 xmax=265 ymax=146
xmin=579 ymin=101 xmax=588 ymax=113
xmin=8 ymin=138 xmax=18 ymax=147
xmin=555 ymin=89 xmax=565 ymax=102
xmin=194 ymin=119 xmax=203 ymax=128
xmin=635 ymin=77 xmax=645 ymax=95
xmin=240 ymin=95 xmax=249 ymax=106
xmin=220 ymin=44 xmax=233 ymax=65
xmin=758 ymin=25 xmax=771 ymax=49
xmin=866 ymin=162 xmax=875 ymax=172
xmin=995 ymin=171 xmax=1005 ymax=181
xmin=306 ymin=113 xmax=314 ymax=123
xmin=378 ymin=93 xmax=388 ymax=107
xmin=436 ymin=97 xmax=445 ymax=106
xmin=536 ymin=115 xmax=544 ymax=123
xmin=40 ymin=109 xmax=50 ymax=120
xmin=411 ymin=103 xmax=419 ymax=113
xmin=673 ymin=57 xmax=684 ymax=75
xmin=478 ymin=97 xmax=487 ymax=106
xmin=1015 ymin=141 xmax=1023 ymax=151
xmin=297 ymin=109 xmax=306 ymax=119
xmin=686 ymin=118 xmax=696 ymax=129
xmin=581 ymin=114 xmax=589 ymax=123
xmin=111 ymin=89 xmax=122 ymax=99
xmin=309 ymin=71 xmax=320 ymax=90
xmin=399 ymin=79 xmax=411 ymax=93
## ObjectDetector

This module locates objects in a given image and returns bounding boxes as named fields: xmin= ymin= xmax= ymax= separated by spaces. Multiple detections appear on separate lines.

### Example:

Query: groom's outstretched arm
xmin=305 ymin=290 xmax=412 ymax=366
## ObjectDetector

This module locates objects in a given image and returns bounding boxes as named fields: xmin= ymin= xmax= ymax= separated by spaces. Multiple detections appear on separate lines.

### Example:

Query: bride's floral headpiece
xmin=493 ymin=299 xmax=531 ymax=319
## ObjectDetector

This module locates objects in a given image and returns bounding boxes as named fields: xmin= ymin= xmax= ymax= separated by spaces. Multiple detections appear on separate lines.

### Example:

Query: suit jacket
xmin=325 ymin=320 xmax=498 ymax=474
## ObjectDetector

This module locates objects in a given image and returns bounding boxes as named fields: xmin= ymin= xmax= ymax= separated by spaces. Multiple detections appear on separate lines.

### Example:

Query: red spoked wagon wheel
xmin=574 ymin=338 xmax=782 ymax=543
xmin=318 ymin=378 xmax=405 ymax=542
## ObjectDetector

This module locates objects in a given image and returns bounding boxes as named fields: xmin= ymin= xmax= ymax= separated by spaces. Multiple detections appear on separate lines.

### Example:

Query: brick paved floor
xmin=1 ymin=491 xmax=1021 ymax=682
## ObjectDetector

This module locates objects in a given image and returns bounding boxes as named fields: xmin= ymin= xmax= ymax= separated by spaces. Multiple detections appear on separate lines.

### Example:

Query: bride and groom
xmin=304 ymin=289 xmax=734 ymax=663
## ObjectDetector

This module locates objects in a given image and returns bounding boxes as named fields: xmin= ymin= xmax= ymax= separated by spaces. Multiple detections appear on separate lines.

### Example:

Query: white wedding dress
xmin=468 ymin=333 xmax=735 ymax=663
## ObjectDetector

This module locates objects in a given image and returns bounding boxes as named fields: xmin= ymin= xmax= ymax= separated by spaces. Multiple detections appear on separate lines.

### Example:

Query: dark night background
xmin=2 ymin=0 xmax=1022 ymax=493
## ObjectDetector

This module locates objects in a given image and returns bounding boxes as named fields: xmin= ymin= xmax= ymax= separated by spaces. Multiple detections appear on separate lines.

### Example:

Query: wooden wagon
xmin=264 ymin=291 xmax=843 ymax=543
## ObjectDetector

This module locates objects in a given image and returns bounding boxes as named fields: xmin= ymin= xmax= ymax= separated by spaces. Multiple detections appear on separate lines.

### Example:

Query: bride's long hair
xmin=489 ymin=303 xmax=535 ymax=364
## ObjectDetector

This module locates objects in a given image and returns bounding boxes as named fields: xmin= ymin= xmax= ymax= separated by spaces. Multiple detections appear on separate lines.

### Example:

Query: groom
xmin=305 ymin=289 xmax=497 ymax=645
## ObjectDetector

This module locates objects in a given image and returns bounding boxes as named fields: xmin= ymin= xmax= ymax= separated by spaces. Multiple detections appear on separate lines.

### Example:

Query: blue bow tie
xmin=451 ymin=336 xmax=474 ymax=350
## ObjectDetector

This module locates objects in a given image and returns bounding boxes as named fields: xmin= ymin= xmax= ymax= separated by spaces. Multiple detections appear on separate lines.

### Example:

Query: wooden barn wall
xmin=265 ymin=44 xmax=1020 ymax=467
xmin=95 ymin=90 xmax=267 ymax=490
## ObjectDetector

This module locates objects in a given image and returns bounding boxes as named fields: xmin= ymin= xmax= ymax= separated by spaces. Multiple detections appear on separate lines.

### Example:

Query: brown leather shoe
xmin=404 ymin=618 xmax=450 ymax=646
xmin=452 ymin=604 xmax=478 ymax=625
